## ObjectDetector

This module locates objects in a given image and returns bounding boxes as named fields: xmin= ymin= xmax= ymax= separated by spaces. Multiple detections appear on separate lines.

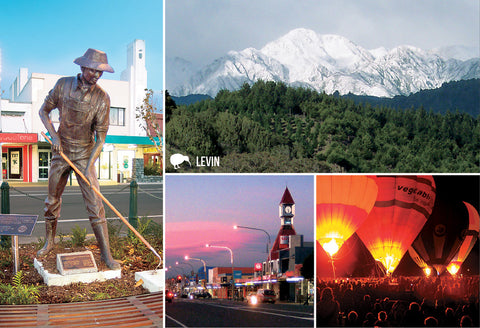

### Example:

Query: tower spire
xmin=270 ymin=186 xmax=297 ymax=260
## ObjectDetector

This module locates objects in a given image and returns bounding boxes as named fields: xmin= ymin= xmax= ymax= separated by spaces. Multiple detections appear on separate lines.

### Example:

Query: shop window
xmin=110 ymin=107 xmax=125 ymax=126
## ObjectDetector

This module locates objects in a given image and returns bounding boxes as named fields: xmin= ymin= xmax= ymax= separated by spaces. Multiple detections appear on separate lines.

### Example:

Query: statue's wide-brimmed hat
xmin=74 ymin=48 xmax=114 ymax=73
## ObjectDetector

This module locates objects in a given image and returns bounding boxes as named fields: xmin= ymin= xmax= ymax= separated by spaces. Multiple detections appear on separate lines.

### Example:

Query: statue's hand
xmin=51 ymin=136 xmax=62 ymax=153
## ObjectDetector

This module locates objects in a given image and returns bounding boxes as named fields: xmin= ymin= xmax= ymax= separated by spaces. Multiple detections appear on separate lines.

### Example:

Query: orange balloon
xmin=316 ymin=175 xmax=378 ymax=257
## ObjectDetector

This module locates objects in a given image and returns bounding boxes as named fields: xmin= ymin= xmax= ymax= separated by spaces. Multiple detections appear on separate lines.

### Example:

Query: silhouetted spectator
xmin=442 ymin=307 xmax=457 ymax=327
xmin=460 ymin=315 xmax=473 ymax=327
xmin=317 ymin=287 xmax=340 ymax=327
xmin=374 ymin=310 xmax=389 ymax=327
xmin=346 ymin=310 xmax=360 ymax=327
xmin=403 ymin=302 xmax=424 ymax=327
xmin=359 ymin=294 xmax=373 ymax=321
xmin=424 ymin=316 xmax=438 ymax=326
xmin=363 ymin=312 xmax=376 ymax=327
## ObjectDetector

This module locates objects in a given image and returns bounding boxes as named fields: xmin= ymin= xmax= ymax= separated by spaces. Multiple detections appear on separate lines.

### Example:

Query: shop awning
xmin=105 ymin=135 xmax=160 ymax=145
xmin=41 ymin=133 xmax=160 ymax=146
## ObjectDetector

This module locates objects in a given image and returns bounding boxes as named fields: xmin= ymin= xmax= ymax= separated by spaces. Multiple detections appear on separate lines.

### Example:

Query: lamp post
xmin=185 ymin=255 xmax=207 ymax=284
xmin=176 ymin=261 xmax=195 ymax=279
xmin=234 ymin=225 xmax=271 ymax=277
xmin=206 ymin=244 xmax=234 ymax=300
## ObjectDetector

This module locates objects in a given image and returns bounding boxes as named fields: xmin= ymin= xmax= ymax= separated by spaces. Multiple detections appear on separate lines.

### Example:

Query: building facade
xmin=0 ymin=40 xmax=161 ymax=183
xmin=235 ymin=187 xmax=314 ymax=303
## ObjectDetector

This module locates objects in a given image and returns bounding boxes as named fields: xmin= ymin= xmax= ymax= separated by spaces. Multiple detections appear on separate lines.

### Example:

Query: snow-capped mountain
xmin=168 ymin=28 xmax=480 ymax=97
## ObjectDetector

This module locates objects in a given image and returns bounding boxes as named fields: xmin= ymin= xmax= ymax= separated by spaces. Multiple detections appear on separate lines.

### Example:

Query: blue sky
xmin=165 ymin=175 xmax=314 ymax=271
xmin=0 ymin=0 xmax=163 ymax=98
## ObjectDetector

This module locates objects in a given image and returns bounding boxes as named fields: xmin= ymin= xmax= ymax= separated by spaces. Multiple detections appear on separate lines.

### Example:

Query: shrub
xmin=71 ymin=224 xmax=87 ymax=247
xmin=0 ymin=271 xmax=39 ymax=305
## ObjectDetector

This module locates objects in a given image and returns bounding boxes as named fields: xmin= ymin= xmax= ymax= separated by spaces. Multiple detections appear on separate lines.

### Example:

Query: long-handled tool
xmin=41 ymin=132 xmax=162 ymax=270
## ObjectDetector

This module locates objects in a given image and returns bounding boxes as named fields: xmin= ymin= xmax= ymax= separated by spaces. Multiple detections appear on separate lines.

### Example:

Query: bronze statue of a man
xmin=37 ymin=48 xmax=120 ymax=270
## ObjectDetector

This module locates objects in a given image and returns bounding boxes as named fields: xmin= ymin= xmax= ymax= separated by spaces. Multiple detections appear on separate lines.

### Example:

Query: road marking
xmin=166 ymin=314 xmax=188 ymax=328
xmin=182 ymin=300 xmax=313 ymax=321
xmin=35 ymin=215 xmax=163 ymax=223
xmin=236 ymin=305 xmax=314 ymax=316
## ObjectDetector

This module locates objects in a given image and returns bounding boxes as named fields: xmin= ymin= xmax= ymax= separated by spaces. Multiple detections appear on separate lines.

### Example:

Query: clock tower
xmin=270 ymin=187 xmax=297 ymax=260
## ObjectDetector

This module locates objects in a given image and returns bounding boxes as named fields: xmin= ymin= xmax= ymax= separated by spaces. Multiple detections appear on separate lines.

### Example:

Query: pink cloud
xmin=166 ymin=220 xmax=257 ymax=260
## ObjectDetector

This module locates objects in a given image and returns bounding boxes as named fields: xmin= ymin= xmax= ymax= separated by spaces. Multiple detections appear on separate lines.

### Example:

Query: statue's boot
xmin=37 ymin=218 xmax=57 ymax=257
xmin=92 ymin=220 xmax=121 ymax=270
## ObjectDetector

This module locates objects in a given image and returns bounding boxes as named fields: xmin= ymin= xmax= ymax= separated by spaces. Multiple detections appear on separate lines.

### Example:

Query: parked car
xmin=166 ymin=290 xmax=174 ymax=303
xmin=195 ymin=291 xmax=212 ymax=299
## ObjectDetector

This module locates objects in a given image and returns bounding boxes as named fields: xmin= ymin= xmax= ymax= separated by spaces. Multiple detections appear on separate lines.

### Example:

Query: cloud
xmin=166 ymin=220 xmax=261 ymax=262
xmin=166 ymin=0 xmax=479 ymax=68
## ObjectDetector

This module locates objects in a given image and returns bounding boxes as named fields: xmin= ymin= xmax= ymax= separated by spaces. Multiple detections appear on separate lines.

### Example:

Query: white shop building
xmin=0 ymin=40 xmax=160 ymax=183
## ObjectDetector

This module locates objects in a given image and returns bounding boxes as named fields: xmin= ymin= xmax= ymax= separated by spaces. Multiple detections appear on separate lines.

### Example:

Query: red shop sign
xmin=0 ymin=133 xmax=38 ymax=143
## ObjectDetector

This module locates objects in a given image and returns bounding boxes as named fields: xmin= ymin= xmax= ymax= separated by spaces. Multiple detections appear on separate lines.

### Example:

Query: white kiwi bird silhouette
xmin=170 ymin=153 xmax=191 ymax=169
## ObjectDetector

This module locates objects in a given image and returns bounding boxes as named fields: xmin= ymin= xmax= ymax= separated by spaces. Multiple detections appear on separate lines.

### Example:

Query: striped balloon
xmin=357 ymin=176 xmax=436 ymax=274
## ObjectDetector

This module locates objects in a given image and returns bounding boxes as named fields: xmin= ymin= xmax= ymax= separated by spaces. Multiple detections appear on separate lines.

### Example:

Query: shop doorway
xmin=8 ymin=148 xmax=22 ymax=180
xmin=38 ymin=150 xmax=52 ymax=180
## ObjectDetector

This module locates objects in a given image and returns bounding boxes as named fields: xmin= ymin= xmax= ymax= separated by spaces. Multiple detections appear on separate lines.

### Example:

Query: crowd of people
xmin=316 ymin=275 xmax=479 ymax=327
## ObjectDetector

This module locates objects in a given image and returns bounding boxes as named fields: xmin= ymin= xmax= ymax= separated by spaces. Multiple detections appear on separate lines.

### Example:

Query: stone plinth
xmin=135 ymin=269 xmax=164 ymax=293
xmin=34 ymin=258 xmax=121 ymax=286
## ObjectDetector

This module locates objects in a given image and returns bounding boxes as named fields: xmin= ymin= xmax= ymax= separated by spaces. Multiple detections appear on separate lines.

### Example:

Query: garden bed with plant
xmin=0 ymin=218 xmax=163 ymax=305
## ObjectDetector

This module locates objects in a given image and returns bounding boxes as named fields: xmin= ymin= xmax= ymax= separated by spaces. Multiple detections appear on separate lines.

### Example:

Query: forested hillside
xmin=165 ymin=81 xmax=479 ymax=173
xmin=341 ymin=79 xmax=479 ymax=116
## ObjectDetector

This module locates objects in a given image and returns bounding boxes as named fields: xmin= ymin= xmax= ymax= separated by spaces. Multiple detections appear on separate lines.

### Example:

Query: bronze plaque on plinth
xmin=56 ymin=251 xmax=98 ymax=275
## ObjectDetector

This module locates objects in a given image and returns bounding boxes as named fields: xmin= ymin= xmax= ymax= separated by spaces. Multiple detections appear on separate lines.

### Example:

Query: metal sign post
xmin=0 ymin=214 xmax=38 ymax=274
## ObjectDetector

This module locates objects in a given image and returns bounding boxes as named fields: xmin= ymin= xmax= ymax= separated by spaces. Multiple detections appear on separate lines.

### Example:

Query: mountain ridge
xmin=168 ymin=28 xmax=479 ymax=98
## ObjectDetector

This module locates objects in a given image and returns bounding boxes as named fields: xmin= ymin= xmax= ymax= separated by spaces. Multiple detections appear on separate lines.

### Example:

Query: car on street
xmin=195 ymin=291 xmax=212 ymax=299
xmin=246 ymin=289 xmax=276 ymax=304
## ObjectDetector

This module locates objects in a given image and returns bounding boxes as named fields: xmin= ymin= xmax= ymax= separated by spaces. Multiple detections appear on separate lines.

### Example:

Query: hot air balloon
xmin=356 ymin=176 xmax=436 ymax=274
xmin=448 ymin=202 xmax=480 ymax=275
xmin=316 ymin=175 xmax=378 ymax=258
xmin=409 ymin=200 xmax=479 ymax=276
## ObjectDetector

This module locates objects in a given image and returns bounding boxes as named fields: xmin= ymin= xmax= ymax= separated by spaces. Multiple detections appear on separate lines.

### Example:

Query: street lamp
xmin=176 ymin=261 xmax=194 ymax=278
xmin=206 ymin=244 xmax=235 ymax=300
xmin=234 ymin=225 xmax=271 ymax=277
xmin=185 ymin=255 xmax=207 ymax=283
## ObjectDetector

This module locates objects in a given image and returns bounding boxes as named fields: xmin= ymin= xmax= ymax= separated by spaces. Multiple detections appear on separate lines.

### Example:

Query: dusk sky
xmin=165 ymin=175 xmax=314 ymax=276
xmin=0 ymin=0 xmax=163 ymax=98
xmin=166 ymin=0 xmax=479 ymax=68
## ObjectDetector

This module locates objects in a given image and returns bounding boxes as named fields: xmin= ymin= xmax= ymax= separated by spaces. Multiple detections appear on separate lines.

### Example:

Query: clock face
xmin=285 ymin=206 xmax=292 ymax=214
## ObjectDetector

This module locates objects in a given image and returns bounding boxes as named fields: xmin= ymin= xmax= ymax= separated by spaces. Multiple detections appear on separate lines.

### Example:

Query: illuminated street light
xmin=185 ymin=255 xmax=207 ymax=282
xmin=206 ymin=244 xmax=234 ymax=300
xmin=233 ymin=225 xmax=271 ymax=276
